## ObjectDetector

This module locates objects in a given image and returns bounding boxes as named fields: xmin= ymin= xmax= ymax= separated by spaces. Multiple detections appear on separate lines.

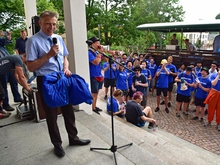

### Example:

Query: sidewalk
xmin=0 ymin=84 xmax=220 ymax=165
xmin=98 ymin=86 xmax=220 ymax=156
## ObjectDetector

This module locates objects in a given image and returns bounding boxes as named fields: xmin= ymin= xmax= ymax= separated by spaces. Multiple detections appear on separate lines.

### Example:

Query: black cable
xmin=0 ymin=119 xmax=29 ymax=128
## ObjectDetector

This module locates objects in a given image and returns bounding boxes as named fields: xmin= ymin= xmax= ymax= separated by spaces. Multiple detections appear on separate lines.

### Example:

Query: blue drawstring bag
xmin=68 ymin=74 xmax=93 ymax=105
xmin=42 ymin=71 xmax=92 ymax=108
xmin=42 ymin=72 xmax=70 ymax=108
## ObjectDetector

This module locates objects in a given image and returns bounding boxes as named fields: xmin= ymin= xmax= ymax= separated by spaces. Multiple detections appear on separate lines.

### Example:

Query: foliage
xmin=1 ymin=0 xmax=185 ymax=54
xmin=0 ymin=0 xmax=25 ymax=30
xmin=194 ymin=39 xmax=204 ymax=49
xmin=0 ymin=0 xmax=26 ymax=54
xmin=0 ymin=0 xmax=60 ymax=53
xmin=49 ymin=0 xmax=64 ymax=20
xmin=215 ymin=13 xmax=220 ymax=19
xmin=37 ymin=0 xmax=56 ymax=14
xmin=85 ymin=0 xmax=185 ymax=51
xmin=37 ymin=0 xmax=65 ymax=34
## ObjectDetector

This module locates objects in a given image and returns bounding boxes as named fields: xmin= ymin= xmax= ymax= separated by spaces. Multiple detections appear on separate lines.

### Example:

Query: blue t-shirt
xmin=107 ymin=96 xmax=119 ymax=113
xmin=126 ymin=70 xmax=135 ymax=88
xmin=115 ymin=69 xmax=128 ymax=90
xmin=141 ymin=68 xmax=151 ymax=82
xmin=88 ymin=50 xmax=103 ymax=78
xmin=195 ymin=67 xmax=202 ymax=78
xmin=156 ymin=67 xmax=170 ymax=88
xmin=177 ymin=72 xmax=195 ymax=96
xmin=166 ymin=64 xmax=177 ymax=83
xmin=0 ymin=37 xmax=12 ymax=57
xmin=177 ymin=68 xmax=184 ymax=74
xmin=147 ymin=63 xmax=157 ymax=78
xmin=103 ymin=62 xmax=116 ymax=79
xmin=210 ymin=73 xmax=220 ymax=91
xmin=195 ymin=77 xmax=211 ymax=99
xmin=146 ymin=59 xmax=150 ymax=63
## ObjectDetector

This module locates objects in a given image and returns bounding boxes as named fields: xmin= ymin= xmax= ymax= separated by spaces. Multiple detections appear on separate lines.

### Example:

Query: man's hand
xmin=151 ymin=118 xmax=156 ymax=124
xmin=27 ymin=87 xmax=33 ymax=93
xmin=48 ymin=45 xmax=59 ymax=58
xmin=64 ymin=69 xmax=72 ymax=77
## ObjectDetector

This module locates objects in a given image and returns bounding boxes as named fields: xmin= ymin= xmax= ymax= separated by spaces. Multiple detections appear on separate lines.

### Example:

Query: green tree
xmin=86 ymin=0 xmax=184 ymax=50
xmin=194 ymin=39 xmax=204 ymax=49
xmin=215 ymin=13 xmax=220 ymax=19
xmin=36 ymin=0 xmax=65 ymax=34
xmin=0 ymin=0 xmax=26 ymax=54
xmin=0 ymin=0 xmax=58 ymax=53
xmin=0 ymin=0 xmax=25 ymax=30
xmin=37 ymin=0 xmax=56 ymax=14
xmin=49 ymin=0 xmax=64 ymax=20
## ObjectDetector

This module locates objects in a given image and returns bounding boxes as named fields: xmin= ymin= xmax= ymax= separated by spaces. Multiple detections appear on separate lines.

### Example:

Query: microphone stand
xmin=89 ymin=46 xmax=133 ymax=165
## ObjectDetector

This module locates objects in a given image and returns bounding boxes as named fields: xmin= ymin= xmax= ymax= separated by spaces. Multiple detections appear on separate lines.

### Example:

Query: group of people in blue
xmin=87 ymin=36 xmax=220 ymax=131
xmin=100 ymin=49 xmax=220 ymax=131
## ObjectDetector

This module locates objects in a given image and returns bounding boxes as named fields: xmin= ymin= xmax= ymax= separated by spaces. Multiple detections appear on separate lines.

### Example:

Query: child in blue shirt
xmin=147 ymin=58 xmax=157 ymax=95
xmin=192 ymin=67 xmax=211 ymax=122
xmin=155 ymin=59 xmax=170 ymax=113
xmin=175 ymin=66 xmax=195 ymax=117
xmin=115 ymin=62 xmax=129 ymax=102
xmin=107 ymin=89 xmax=126 ymax=117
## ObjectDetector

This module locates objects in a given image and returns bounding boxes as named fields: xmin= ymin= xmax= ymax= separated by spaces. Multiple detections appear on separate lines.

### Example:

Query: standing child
xmin=103 ymin=58 xmax=116 ymax=100
xmin=132 ymin=65 xmax=148 ymax=108
xmin=147 ymin=58 xmax=157 ymax=95
xmin=175 ymin=66 xmax=195 ymax=117
xmin=154 ymin=59 xmax=170 ymax=113
xmin=192 ymin=67 xmax=211 ymax=123
xmin=140 ymin=60 xmax=151 ymax=104
xmin=115 ymin=62 xmax=129 ymax=103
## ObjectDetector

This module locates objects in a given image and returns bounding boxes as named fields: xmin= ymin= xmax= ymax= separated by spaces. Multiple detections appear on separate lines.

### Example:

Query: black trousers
xmin=37 ymin=76 xmax=79 ymax=147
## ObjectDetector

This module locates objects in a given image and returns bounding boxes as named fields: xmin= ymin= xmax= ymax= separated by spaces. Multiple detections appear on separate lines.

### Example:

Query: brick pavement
xmin=98 ymin=86 xmax=220 ymax=156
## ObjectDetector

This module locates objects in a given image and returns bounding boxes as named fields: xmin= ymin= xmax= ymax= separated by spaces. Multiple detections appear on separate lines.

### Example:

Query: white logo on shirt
xmin=0 ymin=60 xmax=9 ymax=66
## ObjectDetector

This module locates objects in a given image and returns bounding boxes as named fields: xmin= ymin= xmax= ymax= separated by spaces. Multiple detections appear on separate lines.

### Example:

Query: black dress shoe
xmin=54 ymin=145 xmax=65 ymax=157
xmin=95 ymin=107 xmax=102 ymax=111
xmin=4 ymin=106 xmax=15 ymax=111
xmin=93 ymin=109 xmax=100 ymax=115
xmin=69 ymin=139 xmax=91 ymax=146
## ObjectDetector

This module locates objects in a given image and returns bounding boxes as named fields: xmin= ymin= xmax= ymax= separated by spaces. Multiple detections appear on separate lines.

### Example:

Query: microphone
xmin=52 ymin=37 xmax=58 ymax=60
xmin=52 ymin=37 xmax=57 ymax=45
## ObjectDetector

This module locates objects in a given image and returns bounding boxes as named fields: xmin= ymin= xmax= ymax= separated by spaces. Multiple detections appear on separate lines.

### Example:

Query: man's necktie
xmin=48 ymin=37 xmax=53 ymax=46
xmin=48 ymin=37 xmax=61 ymax=71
